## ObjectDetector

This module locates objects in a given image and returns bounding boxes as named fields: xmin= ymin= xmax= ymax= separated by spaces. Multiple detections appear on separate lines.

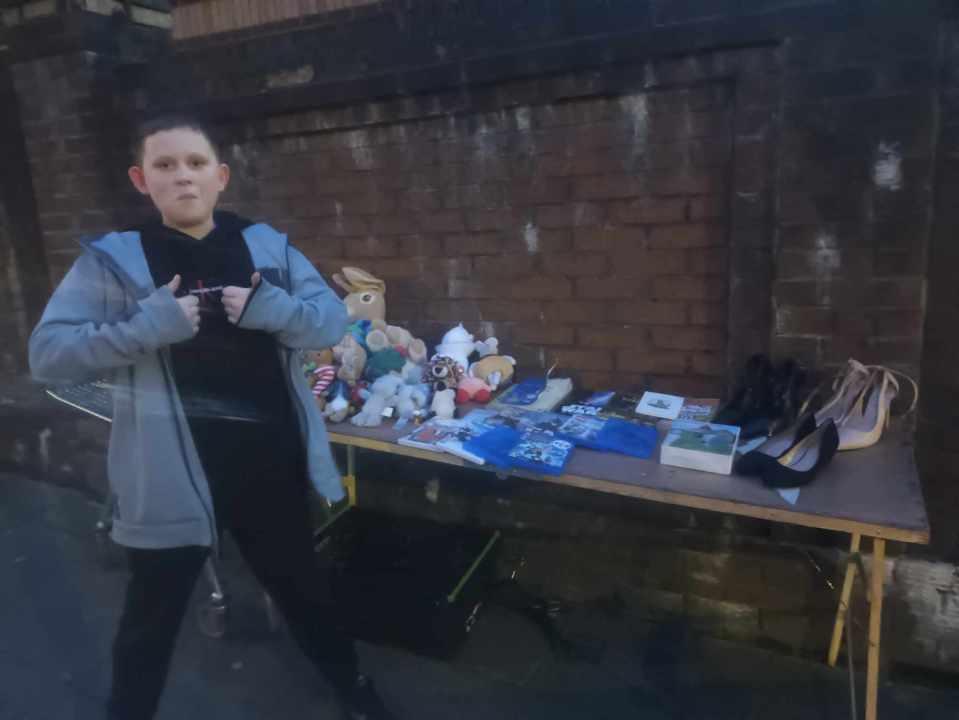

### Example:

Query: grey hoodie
xmin=29 ymin=223 xmax=349 ymax=550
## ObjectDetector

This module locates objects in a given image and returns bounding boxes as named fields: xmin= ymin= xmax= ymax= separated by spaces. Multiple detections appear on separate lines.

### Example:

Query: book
xmin=398 ymin=419 xmax=471 ymax=453
xmin=676 ymin=398 xmax=719 ymax=423
xmin=660 ymin=420 xmax=741 ymax=475
xmin=491 ymin=377 xmax=573 ymax=412
xmin=636 ymin=391 xmax=684 ymax=420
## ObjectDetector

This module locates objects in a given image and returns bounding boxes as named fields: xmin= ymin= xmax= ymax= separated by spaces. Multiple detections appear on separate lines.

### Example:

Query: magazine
xmin=397 ymin=419 xmax=470 ymax=453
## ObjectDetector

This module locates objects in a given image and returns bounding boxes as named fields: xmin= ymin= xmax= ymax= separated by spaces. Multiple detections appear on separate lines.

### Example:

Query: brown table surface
xmin=328 ymin=418 xmax=930 ymax=544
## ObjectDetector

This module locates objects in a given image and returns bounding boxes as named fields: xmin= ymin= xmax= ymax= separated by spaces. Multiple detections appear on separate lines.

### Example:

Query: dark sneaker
xmin=344 ymin=675 xmax=399 ymax=720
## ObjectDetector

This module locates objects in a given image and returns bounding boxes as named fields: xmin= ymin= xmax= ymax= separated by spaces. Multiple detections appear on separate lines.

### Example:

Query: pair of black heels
xmin=734 ymin=413 xmax=839 ymax=488
xmin=714 ymin=355 xmax=807 ymax=440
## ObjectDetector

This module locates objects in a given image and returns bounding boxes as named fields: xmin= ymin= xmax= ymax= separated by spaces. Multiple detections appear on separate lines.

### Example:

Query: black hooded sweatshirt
xmin=135 ymin=211 xmax=302 ymax=482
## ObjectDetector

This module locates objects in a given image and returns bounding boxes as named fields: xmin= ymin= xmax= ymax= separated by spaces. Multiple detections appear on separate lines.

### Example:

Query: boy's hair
xmin=131 ymin=113 xmax=221 ymax=165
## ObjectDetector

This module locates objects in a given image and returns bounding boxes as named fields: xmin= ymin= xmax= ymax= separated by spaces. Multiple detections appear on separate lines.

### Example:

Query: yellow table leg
xmin=828 ymin=532 xmax=862 ymax=667
xmin=866 ymin=538 xmax=886 ymax=720
xmin=343 ymin=445 xmax=357 ymax=507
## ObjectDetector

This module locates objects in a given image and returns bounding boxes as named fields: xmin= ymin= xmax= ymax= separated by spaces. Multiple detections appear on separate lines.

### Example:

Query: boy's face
xmin=128 ymin=127 xmax=229 ymax=234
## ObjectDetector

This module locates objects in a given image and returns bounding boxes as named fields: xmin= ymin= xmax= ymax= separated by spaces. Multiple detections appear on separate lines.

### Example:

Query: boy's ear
xmin=217 ymin=162 xmax=230 ymax=191
xmin=128 ymin=165 xmax=149 ymax=195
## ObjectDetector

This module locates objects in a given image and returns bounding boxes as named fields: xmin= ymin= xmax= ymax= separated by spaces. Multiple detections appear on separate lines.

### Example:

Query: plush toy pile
xmin=302 ymin=266 xmax=516 ymax=427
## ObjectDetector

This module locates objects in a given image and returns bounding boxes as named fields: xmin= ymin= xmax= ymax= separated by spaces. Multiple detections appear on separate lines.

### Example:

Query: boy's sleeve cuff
xmin=236 ymin=278 xmax=293 ymax=332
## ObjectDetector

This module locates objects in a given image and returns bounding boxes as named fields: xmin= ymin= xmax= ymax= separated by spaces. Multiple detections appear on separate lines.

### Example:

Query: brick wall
xmin=228 ymin=78 xmax=738 ymax=398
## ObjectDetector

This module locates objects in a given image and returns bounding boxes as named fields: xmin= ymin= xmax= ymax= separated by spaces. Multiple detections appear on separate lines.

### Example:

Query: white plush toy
xmin=433 ymin=324 xmax=499 ymax=369
xmin=351 ymin=374 xmax=404 ymax=427
xmin=430 ymin=388 xmax=456 ymax=420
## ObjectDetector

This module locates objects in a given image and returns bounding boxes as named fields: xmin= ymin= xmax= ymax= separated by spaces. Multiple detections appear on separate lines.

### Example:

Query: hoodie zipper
xmin=81 ymin=237 xmax=219 ymax=551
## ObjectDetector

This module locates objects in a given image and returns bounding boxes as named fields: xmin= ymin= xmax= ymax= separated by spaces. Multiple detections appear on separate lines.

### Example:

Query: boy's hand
xmin=222 ymin=272 xmax=261 ymax=325
xmin=167 ymin=274 xmax=200 ymax=335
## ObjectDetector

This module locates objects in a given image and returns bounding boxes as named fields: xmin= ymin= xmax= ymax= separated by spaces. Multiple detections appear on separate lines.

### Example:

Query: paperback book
xmin=660 ymin=420 xmax=741 ymax=475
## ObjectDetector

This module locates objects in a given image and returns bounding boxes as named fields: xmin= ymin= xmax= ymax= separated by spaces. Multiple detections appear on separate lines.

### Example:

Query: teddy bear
xmin=469 ymin=354 xmax=516 ymax=392
xmin=430 ymin=324 xmax=502 ymax=405
xmin=350 ymin=362 xmax=431 ymax=428
xmin=431 ymin=388 xmax=456 ymax=420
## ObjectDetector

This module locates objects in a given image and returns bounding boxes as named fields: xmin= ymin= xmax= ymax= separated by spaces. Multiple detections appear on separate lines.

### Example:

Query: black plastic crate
xmin=314 ymin=508 xmax=500 ymax=659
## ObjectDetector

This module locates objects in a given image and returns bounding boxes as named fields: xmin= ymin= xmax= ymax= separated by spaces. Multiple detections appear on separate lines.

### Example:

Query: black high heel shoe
xmin=734 ymin=413 xmax=817 ymax=476
xmin=761 ymin=419 xmax=839 ymax=489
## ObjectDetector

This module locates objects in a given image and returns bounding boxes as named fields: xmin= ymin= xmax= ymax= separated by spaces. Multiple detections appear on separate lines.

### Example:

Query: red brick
xmin=318 ymin=217 xmax=368 ymax=236
xmin=689 ymin=303 xmax=728 ymax=326
xmin=467 ymin=209 xmax=517 ymax=232
xmin=577 ymin=326 xmax=650 ymax=349
xmin=611 ymin=197 xmax=687 ymax=225
xmin=444 ymin=234 xmax=507 ymax=255
xmin=448 ymin=278 xmax=508 ymax=300
xmin=554 ymin=349 xmax=614 ymax=372
xmin=691 ymin=353 xmax=726 ymax=377
xmin=389 ymin=276 xmax=449 ymax=300
xmin=541 ymin=253 xmax=608 ymax=277
xmin=399 ymin=235 xmax=444 ymax=256
xmin=363 ymin=258 xmax=421 ymax=279
xmin=511 ymin=177 xmax=571 ymax=205
xmin=514 ymin=325 xmax=576 ymax=346
xmin=686 ymin=247 xmax=729 ymax=275
xmin=371 ymin=215 xmax=420 ymax=235
xmin=473 ymin=254 xmax=538 ymax=278
xmin=608 ymin=301 xmax=687 ymax=325
xmin=775 ymin=307 xmax=836 ymax=336
xmin=541 ymin=301 xmax=608 ymax=324
xmin=609 ymin=248 xmax=687 ymax=276
xmin=537 ymin=154 xmax=573 ymax=177
xmin=573 ymin=175 xmax=644 ymax=200
xmin=432 ymin=258 xmax=474 ymax=278
xmin=646 ymin=374 xmax=723 ymax=398
xmin=653 ymin=276 xmax=726 ymax=301
xmin=419 ymin=211 xmax=466 ymax=233
xmin=313 ymin=174 xmax=370 ymax=196
xmin=577 ymin=372 xmax=626 ymax=392
xmin=867 ymin=309 xmax=924 ymax=338
xmin=528 ymin=229 xmax=573 ymax=253
xmin=512 ymin=276 xmax=574 ymax=300
xmin=863 ymin=278 xmax=924 ymax=307
xmin=536 ymin=203 xmax=605 ymax=229
xmin=577 ymin=277 xmax=638 ymax=300
xmin=568 ymin=150 xmax=628 ymax=176
xmin=648 ymin=224 xmax=724 ymax=248
xmin=343 ymin=236 xmax=398 ymax=258
xmin=652 ymin=326 xmax=724 ymax=352
xmin=425 ymin=301 xmax=486 ymax=323
xmin=616 ymin=350 xmax=690 ymax=374
xmin=775 ymin=249 xmax=845 ymax=280
xmin=688 ymin=196 xmax=726 ymax=221
xmin=443 ymin=184 xmax=507 ymax=210
xmin=400 ymin=189 xmax=441 ymax=212
xmin=573 ymin=225 xmax=644 ymax=252
xmin=646 ymin=168 xmax=722 ymax=195
xmin=475 ymin=301 xmax=545 ymax=323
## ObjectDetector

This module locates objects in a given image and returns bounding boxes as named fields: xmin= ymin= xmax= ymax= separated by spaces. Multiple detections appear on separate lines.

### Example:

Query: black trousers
xmin=106 ymin=454 xmax=358 ymax=719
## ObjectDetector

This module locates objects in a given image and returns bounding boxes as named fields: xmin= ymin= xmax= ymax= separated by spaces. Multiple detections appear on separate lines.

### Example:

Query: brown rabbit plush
xmin=332 ymin=267 xmax=386 ymax=322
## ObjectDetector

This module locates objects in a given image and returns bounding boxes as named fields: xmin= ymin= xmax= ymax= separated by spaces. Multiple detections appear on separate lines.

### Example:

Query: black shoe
xmin=714 ymin=354 xmax=774 ymax=438
xmin=760 ymin=419 xmax=839 ymax=489
xmin=343 ymin=675 xmax=398 ymax=720
xmin=767 ymin=358 xmax=807 ymax=436
xmin=734 ymin=413 xmax=816 ymax=476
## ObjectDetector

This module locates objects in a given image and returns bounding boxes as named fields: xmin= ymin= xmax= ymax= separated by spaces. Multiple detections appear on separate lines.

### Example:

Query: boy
xmin=29 ymin=115 xmax=395 ymax=720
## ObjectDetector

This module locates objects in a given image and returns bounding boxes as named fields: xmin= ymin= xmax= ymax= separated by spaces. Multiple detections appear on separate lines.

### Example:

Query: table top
xmin=327 ymin=418 xmax=930 ymax=544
